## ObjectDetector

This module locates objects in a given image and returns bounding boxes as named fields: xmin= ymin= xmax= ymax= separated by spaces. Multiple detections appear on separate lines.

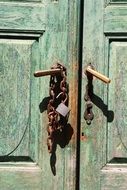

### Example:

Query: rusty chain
xmin=47 ymin=63 xmax=68 ymax=153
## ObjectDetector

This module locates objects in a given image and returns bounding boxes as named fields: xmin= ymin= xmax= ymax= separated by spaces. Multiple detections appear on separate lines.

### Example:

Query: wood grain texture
xmin=0 ymin=0 xmax=41 ymax=2
xmin=29 ymin=39 xmax=40 ymax=162
xmin=80 ymin=0 xmax=106 ymax=189
xmin=104 ymin=6 xmax=127 ymax=33
xmin=38 ymin=1 xmax=80 ymax=189
xmin=80 ymin=0 xmax=127 ymax=190
xmin=0 ymin=165 xmax=42 ymax=190
xmin=101 ymin=164 xmax=127 ymax=190
xmin=0 ymin=39 xmax=33 ymax=157
xmin=108 ymin=41 xmax=127 ymax=161
xmin=110 ymin=0 xmax=127 ymax=2
xmin=0 ymin=3 xmax=45 ymax=32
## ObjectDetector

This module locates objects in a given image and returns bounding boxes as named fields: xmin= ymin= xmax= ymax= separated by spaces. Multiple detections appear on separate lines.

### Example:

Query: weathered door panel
xmin=0 ymin=1 xmax=79 ymax=190
xmin=100 ymin=38 xmax=127 ymax=190
xmin=108 ymin=41 xmax=127 ymax=161
xmin=80 ymin=0 xmax=127 ymax=189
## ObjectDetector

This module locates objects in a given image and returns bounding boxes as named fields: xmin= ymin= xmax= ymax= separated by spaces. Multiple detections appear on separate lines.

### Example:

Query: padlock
xmin=56 ymin=103 xmax=70 ymax=117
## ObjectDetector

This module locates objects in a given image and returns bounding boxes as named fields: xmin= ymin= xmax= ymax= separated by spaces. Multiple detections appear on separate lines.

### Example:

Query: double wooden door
xmin=1 ymin=0 xmax=127 ymax=189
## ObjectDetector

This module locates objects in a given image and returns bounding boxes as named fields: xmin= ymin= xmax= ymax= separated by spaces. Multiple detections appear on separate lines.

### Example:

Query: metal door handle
xmin=84 ymin=64 xmax=111 ymax=125
xmin=34 ymin=68 xmax=61 ymax=77
xmin=85 ymin=66 xmax=111 ymax=84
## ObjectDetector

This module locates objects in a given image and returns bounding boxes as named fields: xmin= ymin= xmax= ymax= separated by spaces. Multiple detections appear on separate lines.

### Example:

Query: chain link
xmin=47 ymin=63 xmax=68 ymax=153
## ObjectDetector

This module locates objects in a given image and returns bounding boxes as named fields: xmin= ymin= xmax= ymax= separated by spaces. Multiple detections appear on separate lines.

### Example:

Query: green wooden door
xmin=80 ymin=0 xmax=127 ymax=189
xmin=0 ymin=1 xmax=80 ymax=190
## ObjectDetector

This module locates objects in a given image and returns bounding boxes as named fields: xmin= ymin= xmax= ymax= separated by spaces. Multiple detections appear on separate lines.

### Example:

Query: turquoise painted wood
xmin=80 ymin=0 xmax=127 ymax=189
xmin=0 ymin=1 xmax=80 ymax=190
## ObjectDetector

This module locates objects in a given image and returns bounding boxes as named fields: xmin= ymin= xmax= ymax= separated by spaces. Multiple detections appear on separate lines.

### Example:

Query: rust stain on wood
xmin=81 ymin=133 xmax=88 ymax=141
xmin=69 ymin=62 xmax=78 ymax=143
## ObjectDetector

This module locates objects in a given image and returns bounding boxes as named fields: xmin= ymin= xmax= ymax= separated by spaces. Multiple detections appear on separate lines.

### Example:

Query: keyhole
xmin=87 ymin=107 xmax=91 ymax=115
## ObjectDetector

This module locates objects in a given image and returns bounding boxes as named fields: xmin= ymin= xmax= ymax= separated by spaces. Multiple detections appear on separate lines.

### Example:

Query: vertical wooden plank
xmin=39 ymin=2 xmax=68 ymax=189
xmin=80 ymin=0 xmax=107 ymax=189
xmin=64 ymin=0 xmax=80 ymax=190
xmin=30 ymin=39 xmax=41 ymax=162
xmin=37 ymin=0 xmax=79 ymax=189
